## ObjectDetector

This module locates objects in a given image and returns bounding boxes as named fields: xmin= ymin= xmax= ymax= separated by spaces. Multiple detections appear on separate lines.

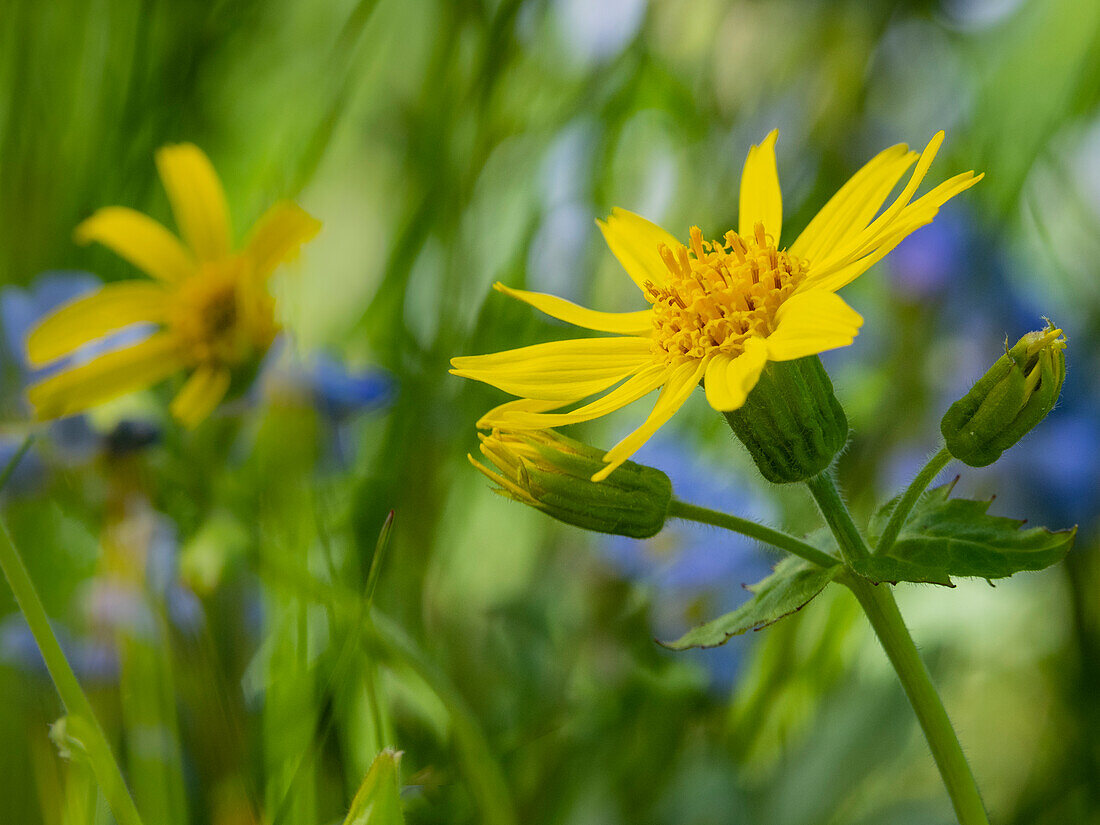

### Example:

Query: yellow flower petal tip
xmin=27 ymin=144 xmax=319 ymax=426
xmin=454 ymin=130 xmax=979 ymax=477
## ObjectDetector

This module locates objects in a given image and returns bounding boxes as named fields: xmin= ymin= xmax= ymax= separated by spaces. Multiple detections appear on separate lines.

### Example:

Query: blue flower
xmin=305 ymin=353 xmax=395 ymax=418
xmin=0 ymin=614 xmax=118 ymax=685
xmin=0 ymin=271 xmax=101 ymax=376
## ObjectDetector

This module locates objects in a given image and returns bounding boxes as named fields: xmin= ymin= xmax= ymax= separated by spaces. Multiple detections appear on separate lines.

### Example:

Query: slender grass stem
xmin=668 ymin=498 xmax=838 ymax=569
xmin=875 ymin=445 xmax=953 ymax=556
xmin=844 ymin=575 xmax=989 ymax=825
xmin=0 ymin=519 xmax=145 ymax=825
xmin=364 ymin=611 xmax=517 ymax=825
xmin=805 ymin=470 xmax=988 ymax=824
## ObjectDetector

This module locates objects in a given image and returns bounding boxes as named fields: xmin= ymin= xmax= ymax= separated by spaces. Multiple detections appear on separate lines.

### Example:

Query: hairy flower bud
xmin=941 ymin=323 xmax=1066 ymax=467
xmin=720 ymin=355 xmax=848 ymax=483
xmin=470 ymin=429 xmax=672 ymax=538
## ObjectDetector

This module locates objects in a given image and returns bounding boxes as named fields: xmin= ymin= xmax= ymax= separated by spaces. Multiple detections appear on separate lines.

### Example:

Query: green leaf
xmin=660 ymin=557 xmax=842 ymax=650
xmin=343 ymin=749 xmax=405 ymax=825
xmin=860 ymin=481 xmax=1076 ymax=586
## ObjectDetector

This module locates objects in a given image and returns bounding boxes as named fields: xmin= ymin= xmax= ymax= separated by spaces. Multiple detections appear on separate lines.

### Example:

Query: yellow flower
xmin=452 ymin=130 xmax=981 ymax=481
xmin=26 ymin=144 xmax=321 ymax=426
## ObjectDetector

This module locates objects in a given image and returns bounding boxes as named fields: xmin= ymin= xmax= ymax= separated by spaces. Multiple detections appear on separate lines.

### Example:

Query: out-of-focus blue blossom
xmin=989 ymin=386 xmax=1100 ymax=530
xmin=260 ymin=343 xmax=394 ymax=470
xmin=0 ymin=271 xmax=99 ymax=374
xmin=145 ymin=513 xmax=205 ymax=635
xmin=305 ymin=353 xmax=395 ymax=418
xmin=601 ymin=435 xmax=778 ymax=688
xmin=554 ymin=0 xmax=647 ymax=63
xmin=263 ymin=339 xmax=395 ymax=420
xmin=882 ymin=444 xmax=955 ymax=502
xmin=83 ymin=508 xmax=205 ymax=642
xmin=0 ymin=614 xmax=118 ymax=685
xmin=527 ymin=204 xmax=591 ymax=300
xmin=942 ymin=0 xmax=1028 ymax=31
xmin=83 ymin=580 xmax=158 ymax=640
xmin=0 ymin=272 xmax=162 ymax=474
xmin=0 ymin=271 xmax=152 ymax=383
xmin=888 ymin=209 xmax=971 ymax=300
xmin=0 ymin=433 xmax=45 ymax=492
xmin=528 ymin=122 xmax=596 ymax=300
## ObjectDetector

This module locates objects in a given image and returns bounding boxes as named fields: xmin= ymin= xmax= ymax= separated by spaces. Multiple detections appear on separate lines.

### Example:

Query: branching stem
xmin=669 ymin=498 xmax=838 ymax=569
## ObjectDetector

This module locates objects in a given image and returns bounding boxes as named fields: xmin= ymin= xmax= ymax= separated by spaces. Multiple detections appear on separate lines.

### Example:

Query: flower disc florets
xmin=170 ymin=259 xmax=276 ymax=368
xmin=646 ymin=222 xmax=807 ymax=364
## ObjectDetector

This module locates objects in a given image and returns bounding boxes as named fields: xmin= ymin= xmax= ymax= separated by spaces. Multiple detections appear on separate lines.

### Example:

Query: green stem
xmin=876 ymin=446 xmax=952 ymax=556
xmin=669 ymin=499 xmax=838 ymax=569
xmin=844 ymin=576 xmax=989 ymax=825
xmin=804 ymin=468 xmax=987 ymax=824
xmin=805 ymin=472 xmax=871 ymax=564
xmin=0 ymin=518 xmax=145 ymax=825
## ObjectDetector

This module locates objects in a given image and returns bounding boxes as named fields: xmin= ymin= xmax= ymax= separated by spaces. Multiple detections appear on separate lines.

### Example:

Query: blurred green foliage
xmin=1 ymin=1 xmax=1100 ymax=824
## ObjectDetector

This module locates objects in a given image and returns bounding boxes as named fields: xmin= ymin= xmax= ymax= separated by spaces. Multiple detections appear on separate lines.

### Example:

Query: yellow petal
xmin=703 ymin=338 xmax=768 ymax=411
xmin=482 ymin=363 xmax=669 ymax=429
xmin=813 ymin=132 xmax=944 ymax=274
xmin=244 ymin=201 xmax=322 ymax=279
xmin=593 ymin=357 xmax=707 ymax=481
xmin=476 ymin=398 xmax=563 ymax=429
xmin=790 ymin=144 xmax=917 ymax=262
xmin=765 ymin=291 xmax=863 ymax=361
xmin=451 ymin=336 xmax=654 ymax=402
xmin=74 ymin=207 xmax=196 ymax=282
xmin=817 ymin=170 xmax=982 ymax=285
xmin=155 ymin=143 xmax=232 ymax=262
xmin=799 ymin=220 xmax=920 ymax=294
xmin=739 ymin=129 xmax=782 ymax=242
xmin=27 ymin=333 xmax=184 ymax=420
xmin=494 ymin=283 xmax=653 ymax=335
xmin=26 ymin=281 xmax=171 ymax=368
xmin=596 ymin=208 xmax=682 ymax=291
xmin=169 ymin=365 xmax=231 ymax=428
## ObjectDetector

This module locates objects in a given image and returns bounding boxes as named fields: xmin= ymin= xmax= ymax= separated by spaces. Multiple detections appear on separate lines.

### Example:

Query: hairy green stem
xmin=0 ymin=518 xmax=145 ymax=825
xmin=805 ymin=472 xmax=870 ymax=564
xmin=876 ymin=445 xmax=953 ymax=556
xmin=844 ymin=575 xmax=989 ymax=825
xmin=805 ymin=471 xmax=987 ymax=824
xmin=669 ymin=498 xmax=838 ymax=569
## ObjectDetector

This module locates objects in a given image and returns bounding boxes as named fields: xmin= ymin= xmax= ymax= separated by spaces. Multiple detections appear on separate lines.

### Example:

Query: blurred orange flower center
xmin=170 ymin=260 xmax=274 ymax=367
xmin=645 ymin=222 xmax=806 ymax=363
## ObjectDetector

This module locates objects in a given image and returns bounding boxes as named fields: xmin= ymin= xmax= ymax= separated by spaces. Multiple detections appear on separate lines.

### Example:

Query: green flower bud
xmin=470 ymin=429 xmax=672 ymax=538
xmin=720 ymin=355 xmax=848 ymax=483
xmin=941 ymin=322 xmax=1066 ymax=467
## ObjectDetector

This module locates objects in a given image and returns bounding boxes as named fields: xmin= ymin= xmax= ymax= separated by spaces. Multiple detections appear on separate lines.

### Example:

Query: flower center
xmin=645 ymin=223 xmax=806 ymax=363
xmin=170 ymin=258 xmax=276 ymax=367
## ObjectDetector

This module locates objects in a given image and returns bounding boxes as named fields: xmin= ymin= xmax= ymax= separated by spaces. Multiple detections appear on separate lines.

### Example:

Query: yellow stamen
xmin=648 ymin=225 xmax=807 ymax=363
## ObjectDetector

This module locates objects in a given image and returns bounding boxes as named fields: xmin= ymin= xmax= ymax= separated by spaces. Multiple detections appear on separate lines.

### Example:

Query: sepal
xmin=941 ymin=322 xmax=1066 ymax=467
xmin=471 ymin=429 xmax=672 ymax=539
xmin=721 ymin=355 xmax=847 ymax=483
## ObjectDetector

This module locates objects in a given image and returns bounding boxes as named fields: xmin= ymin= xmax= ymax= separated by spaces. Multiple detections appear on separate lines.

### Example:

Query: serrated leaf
xmin=857 ymin=482 xmax=1075 ymax=586
xmin=343 ymin=749 xmax=405 ymax=825
xmin=661 ymin=557 xmax=842 ymax=650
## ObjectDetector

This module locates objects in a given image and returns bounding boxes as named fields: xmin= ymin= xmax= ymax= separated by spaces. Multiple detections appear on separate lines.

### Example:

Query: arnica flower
xmin=25 ymin=144 xmax=321 ymax=426
xmin=452 ymin=131 xmax=981 ymax=480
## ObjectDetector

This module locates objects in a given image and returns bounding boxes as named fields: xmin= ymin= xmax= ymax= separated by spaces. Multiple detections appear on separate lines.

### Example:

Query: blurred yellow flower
xmin=452 ymin=131 xmax=981 ymax=480
xmin=26 ymin=144 xmax=321 ymax=426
